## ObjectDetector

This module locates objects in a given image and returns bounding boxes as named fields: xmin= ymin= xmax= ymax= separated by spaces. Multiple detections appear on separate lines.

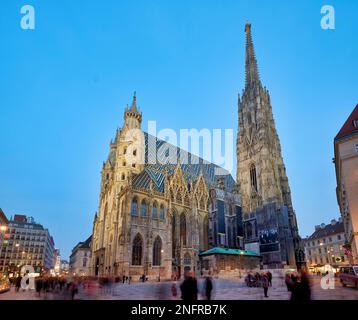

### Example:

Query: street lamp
xmin=0 ymin=225 xmax=7 ymax=232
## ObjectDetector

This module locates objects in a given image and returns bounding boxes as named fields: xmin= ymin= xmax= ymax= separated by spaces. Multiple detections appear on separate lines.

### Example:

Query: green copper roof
xmin=199 ymin=247 xmax=261 ymax=257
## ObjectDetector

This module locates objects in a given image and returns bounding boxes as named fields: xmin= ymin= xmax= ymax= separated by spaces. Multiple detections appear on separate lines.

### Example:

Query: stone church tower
xmin=237 ymin=23 xmax=303 ymax=267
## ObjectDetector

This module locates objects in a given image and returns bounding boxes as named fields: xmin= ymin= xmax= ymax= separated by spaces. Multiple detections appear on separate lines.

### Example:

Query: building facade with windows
xmin=303 ymin=218 xmax=347 ymax=273
xmin=334 ymin=104 xmax=358 ymax=264
xmin=0 ymin=209 xmax=9 ymax=248
xmin=60 ymin=260 xmax=70 ymax=273
xmin=69 ymin=236 xmax=92 ymax=276
xmin=0 ymin=215 xmax=55 ymax=275
xmin=208 ymin=183 xmax=243 ymax=249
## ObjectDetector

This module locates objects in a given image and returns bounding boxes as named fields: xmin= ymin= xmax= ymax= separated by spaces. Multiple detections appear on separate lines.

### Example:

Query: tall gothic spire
xmin=244 ymin=22 xmax=260 ymax=88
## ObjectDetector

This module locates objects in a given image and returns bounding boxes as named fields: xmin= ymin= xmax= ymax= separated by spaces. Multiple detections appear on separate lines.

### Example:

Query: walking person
xmin=69 ymin=281 xmax=78 ymax=300
xmin=35 ymin=277 xmax=43 ymax=297
xmin=285 ymin=273 xmax=293 ymax=291
xmin=267 ymin=271 xmax=272 ymax=286
xmin=291 ymin=271 xmax=311 ymax=301
xmin=262 ymin=273 xmax=269 ymax=298
xmin=203 ymin=276 xmax=213 ymax=300
xmin=180 ymin=272 xmax=198 ymax=301
xmin=171 ymin=281 xmax=177 ymax=298
xmin=15 ymin=276 xmax=22 ymax=293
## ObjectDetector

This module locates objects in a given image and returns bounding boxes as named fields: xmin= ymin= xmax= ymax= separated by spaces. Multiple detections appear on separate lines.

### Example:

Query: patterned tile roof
xmin=131 ymin=132 xmax=236 ymax=193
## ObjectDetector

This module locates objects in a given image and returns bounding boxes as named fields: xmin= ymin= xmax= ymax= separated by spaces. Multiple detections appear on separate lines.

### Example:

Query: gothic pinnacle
xmin=129 ymin=91 xmax=137 ymax=112
xmin=244 ymin=22 xmax=261 ymax=88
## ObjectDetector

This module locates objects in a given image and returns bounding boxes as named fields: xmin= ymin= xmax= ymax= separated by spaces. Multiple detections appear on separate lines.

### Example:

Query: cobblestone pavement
xmin=1 ymin=276 xmax=357 ymax=300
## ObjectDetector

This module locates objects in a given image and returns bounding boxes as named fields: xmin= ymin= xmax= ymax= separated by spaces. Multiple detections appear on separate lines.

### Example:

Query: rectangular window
xmin=217 ymin=200 xmax=226 ymax=234
xmin=235 ymin=206 xmax=243 ymax=237
xmin=355 ymin=144 xmax=358 ymax=153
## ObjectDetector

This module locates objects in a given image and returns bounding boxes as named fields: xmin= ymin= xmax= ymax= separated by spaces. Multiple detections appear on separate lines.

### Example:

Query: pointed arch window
xmin=141 ymin=200 xmax=148 ymax=217
xmin=203 ymin=215 xmax=208 ymax=250
xmin=152 ymin=202 xmax=158 ymax=219
xmin=152 ymin=236 xmax=162 ymax=266
xmin=172 ymin=213 xmax=177 ymax=257
xmin=131 ymin=198 xmax=138 ymax=216
xmin=132 ymin=233 xmax=143 ymax=265
xmin=250 ymin=164 xmax=258 ymax=192
xmin=184 ymin=252 xmax=191 ymax=265
xmin=180 ymin=213 xmax=187 ymax=246
xmin=159 ymin=205 xmax=165 ymax=220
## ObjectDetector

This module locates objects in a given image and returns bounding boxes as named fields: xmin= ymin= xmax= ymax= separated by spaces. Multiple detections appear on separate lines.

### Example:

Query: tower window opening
xmin=250 ymin=164 xmax=258 ymax=192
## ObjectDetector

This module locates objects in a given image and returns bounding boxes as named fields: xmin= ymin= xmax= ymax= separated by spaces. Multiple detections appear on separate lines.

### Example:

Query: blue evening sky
xmin=0 ymin=0 xmax=357 ymax=259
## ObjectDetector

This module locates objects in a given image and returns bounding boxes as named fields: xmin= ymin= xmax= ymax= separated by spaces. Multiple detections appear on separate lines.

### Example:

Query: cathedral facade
xmin=237 ymin=23 xmax=304 ymax=268
xmin=90 ymin=23 xmax=304 ymax=278
xmin=90 ymin=95 xmax=241 ymax=279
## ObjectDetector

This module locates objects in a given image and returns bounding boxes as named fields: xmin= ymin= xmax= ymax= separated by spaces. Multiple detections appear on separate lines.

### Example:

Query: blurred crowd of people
xmin=171 ymin=271 xmax=213 ymax=301
xmin=245 ymin=271 xmax=272 ymax=297
xmin=6 ymin=269 xmax=312 ymax=301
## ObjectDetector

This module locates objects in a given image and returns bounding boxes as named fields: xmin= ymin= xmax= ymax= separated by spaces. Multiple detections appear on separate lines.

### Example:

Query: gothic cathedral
xmin=90 ymin=23 xmax=304 ymax=278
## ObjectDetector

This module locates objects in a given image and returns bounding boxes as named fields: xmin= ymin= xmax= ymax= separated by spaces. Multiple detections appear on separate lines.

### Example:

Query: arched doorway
xmin=95 ymin=257 xmax=99 ymax=276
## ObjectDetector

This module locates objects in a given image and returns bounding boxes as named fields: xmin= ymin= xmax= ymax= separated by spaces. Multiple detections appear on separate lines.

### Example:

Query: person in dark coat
xmin=15 ymin=276 xmax=22 ymax=292
xmin=69 ymin=281 xmax=78 ymax=300
xmin=35 ymin=278 xmax=43 ymax=297
xmin=203 ymin=276 xmax=213 ymax=300
xmin=180 ymin=272 xmax=198 ymax=301
xmin=267 ymin=271 xmax=272 ymax=286
xmin=285 ymin=273 xmax=293 ymax=291
xmin=262 ymin=274 xmax=269 ymax=298
xmin=290 ymin=271 xmax=311 ymax=301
